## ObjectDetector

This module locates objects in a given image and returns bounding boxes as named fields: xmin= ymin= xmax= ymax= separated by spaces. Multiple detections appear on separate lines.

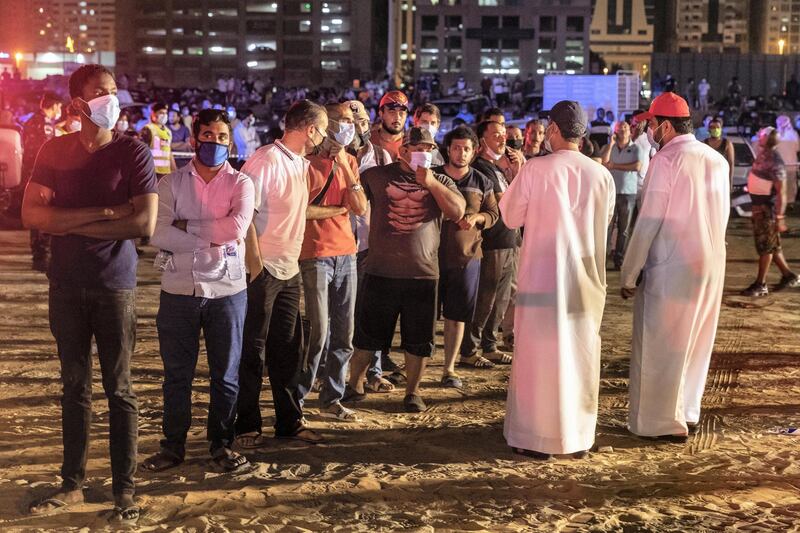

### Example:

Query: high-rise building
xmin=589 ymin=0 xmax=655 ymax=75
xmin=34 ymin=0 xmax=116 ymax=54
xmin=672 ymin=0 xmax=751 ymax=53
xmin=760 ymin=0 xmax=800 ymax=54
xmin=116 ymin=0 xmax=381 ymax=87
xmin=413 ymin=0 xmax=592 ymax=88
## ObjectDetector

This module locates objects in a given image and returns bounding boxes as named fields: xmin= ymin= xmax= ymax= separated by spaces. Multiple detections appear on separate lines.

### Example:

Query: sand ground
xmin=0 ymin=216 xmax=798 ymax=532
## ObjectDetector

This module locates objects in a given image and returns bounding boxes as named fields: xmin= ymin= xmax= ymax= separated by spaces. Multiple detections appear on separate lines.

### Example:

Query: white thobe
xmin=500 ymin=150 xmax=616 ymax=455
xmin=621 ymin=134 xmax=730 ymax=437
xmin=776 ymin=129 xmax=799 ymax=203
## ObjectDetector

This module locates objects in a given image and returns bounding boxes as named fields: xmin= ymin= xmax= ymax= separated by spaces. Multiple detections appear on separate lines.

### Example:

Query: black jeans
xmin=235 ymin=270 xmax=306 ymax=438
xmin=48 ymin=283 xmax=138 ymax=497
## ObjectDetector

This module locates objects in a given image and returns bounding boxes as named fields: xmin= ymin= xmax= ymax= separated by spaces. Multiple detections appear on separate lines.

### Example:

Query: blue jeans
xmin=298 ymin=255 xmax=357 ymax=406
xmin=156 ymin=290 xmax=246 ymax=457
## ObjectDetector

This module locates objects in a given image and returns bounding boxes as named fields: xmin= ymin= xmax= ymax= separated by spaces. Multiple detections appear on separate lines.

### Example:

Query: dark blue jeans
xmin=48 ymin=283 xmax=138 ymax=497
xmin=156 ymin=290 xmax=247 ymax=457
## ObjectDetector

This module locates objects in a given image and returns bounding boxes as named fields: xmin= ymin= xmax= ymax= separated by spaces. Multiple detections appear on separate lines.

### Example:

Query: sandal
xmin=142 ymin=450 xmax=183 ymax=472
xmin=211 ymin=448 xmax=249 ymax=472
xmin=512 ymin=447 xmax=551 ymax=460
xmin=484 ymin=350 xmax=513 ymax=364
xmin=440 ymin=374 xmax=463 ymax=389
xmin=386 ymin=370 xmax=407 ymax=385
xmin=234 ymin=432 xmax=270 ymax=450
xmin=29 ymin=492 xmax=83 ymax=515
xmin=276 ymin=427 xmax=326 ymax=444
xmin=459 ymin=354 xmax=495 ymax=368
xmin=321 ymin=401 xmax=360 ymax=421
xmin=110 ymin=505 xmax=141 ymax=525
xmin=365 ymin=375 xmax=395 ymax=393
xmin=342 ymin=384 xmax=367 ymax=403
xmin=403 ymin=394 xmax=427 ymax=413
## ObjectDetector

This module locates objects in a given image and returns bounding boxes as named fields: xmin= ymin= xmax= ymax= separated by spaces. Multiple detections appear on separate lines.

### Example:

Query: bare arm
xmin=21 ymin=182 xmax=129 ymax=234
xmin=69 ymin=193 xmax=158 ymax=240
xmin=338 ymin=154 xmax=368 ymax=216
xmin=609 ymin=160 xmax=643 ymax=172
xmin=243 ymin=220 xmax=263 ymax=278
xmin=725 ymin=140 xmax=735 ymax=184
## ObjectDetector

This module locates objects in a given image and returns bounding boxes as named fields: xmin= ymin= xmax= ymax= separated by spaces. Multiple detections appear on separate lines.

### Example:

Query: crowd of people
xmin=4 ymin=63 xmax=800 ymax=525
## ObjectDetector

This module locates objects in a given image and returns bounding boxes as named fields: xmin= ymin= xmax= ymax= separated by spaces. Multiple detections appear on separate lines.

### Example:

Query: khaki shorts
xmin=751 ymin=203 xmax=781 ymax=255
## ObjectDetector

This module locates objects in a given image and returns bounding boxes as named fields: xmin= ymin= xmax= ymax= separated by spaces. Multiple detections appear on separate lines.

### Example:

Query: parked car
xmin=729 ymin=134 xmax=755 ymax=218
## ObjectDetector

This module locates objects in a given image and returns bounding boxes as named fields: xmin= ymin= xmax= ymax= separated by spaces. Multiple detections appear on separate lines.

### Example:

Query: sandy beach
xmin=0 ymin=215 xmax=798 ymax=532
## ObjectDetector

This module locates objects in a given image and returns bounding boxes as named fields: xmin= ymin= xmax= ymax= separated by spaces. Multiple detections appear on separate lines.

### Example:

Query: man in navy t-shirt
xmin=21 ymin=64 xmax=157 ymax=524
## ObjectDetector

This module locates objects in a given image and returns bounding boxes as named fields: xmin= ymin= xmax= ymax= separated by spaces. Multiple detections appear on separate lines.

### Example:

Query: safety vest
xmin=143 ymin=123 xmax=173 ymax=175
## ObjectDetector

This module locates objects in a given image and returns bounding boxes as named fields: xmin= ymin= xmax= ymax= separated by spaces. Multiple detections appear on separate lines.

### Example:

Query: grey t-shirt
xmin=361 ymin=162 xmax=459 ymax=279
xmin=610 ymin=141 xmax=645 ymax=195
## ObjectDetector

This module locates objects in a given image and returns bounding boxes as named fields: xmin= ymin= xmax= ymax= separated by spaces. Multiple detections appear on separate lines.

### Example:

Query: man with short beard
xmin=435 ymin=126 xmax=499 ymax=388
xmin=523 ymin=119 xmax=550 ymax=159
xmin=413 ymin=102 xmax=445 ymax=166
xmin=370 ymin=91 xmax=409 ymax=161
xmin=296 ymin=103 xmax=367 ymax=421
xmin=234 ymin=100 xmax=328 ymax=449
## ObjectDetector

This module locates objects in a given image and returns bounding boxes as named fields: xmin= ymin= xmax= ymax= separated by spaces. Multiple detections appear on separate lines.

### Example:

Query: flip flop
xmin=110 ymin=505 xmax=140 ymax=526
xmin=142 ymin=450 xmax=183 ymax=472
xmin=365 ymin=375 xmax=395 ymax=393
xmin=276 ymin=427 xmax=326 ymax=444
xmin=342 ymin=384 xmax=367 ymax=403
xmin=459 ymin=354 xmax=495 ymax=368
xmin=211 ymin=448 xmax=249 ymax=472
xmin=484 ymin=351 xmax=513 ymax=364
xmin=29 ymin=497 xmax=71 ymax=515
xmin=512 ymin=447 xmax=552 ymax=460
xmin=386 ymin=371 xmax=407 ymax=386
xmin=403 ymin=394 xmax=427 ymax=413
xmin=440 ymin=374 xmax=463 ymax=389
xmin=234 ymin=432 xmax=270 ymax=450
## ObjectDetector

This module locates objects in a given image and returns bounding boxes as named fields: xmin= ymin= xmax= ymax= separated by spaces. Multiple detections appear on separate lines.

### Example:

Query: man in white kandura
xmin=500 ymin=101 xmax=616 ymax=459
xmin=621 ymin=92 xmax=730 ymax=442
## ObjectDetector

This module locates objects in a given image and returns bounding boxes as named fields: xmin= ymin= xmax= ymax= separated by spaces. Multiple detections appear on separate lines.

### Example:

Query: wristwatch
xmin=350 ymin=184 xmax=363 ymax=192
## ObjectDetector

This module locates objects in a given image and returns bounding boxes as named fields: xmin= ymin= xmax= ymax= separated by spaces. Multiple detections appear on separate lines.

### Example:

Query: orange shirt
xmin=300 ymin=152 xmax=359 ymax=260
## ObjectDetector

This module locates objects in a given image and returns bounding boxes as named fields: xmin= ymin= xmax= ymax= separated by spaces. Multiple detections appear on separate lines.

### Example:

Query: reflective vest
xmin=143 ymin=123 xmax=173 ymax=175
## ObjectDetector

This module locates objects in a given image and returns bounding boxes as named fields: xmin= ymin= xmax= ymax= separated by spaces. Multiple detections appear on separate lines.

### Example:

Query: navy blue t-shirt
xmin=30 ymin=132 xmax=157 ymax=289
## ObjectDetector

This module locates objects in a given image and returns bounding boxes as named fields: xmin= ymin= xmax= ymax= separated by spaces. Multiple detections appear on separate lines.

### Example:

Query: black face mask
xmin=358 ymin=129 xmax=371 ymax=145
xmin=506 ymin=139 xmax=523 ymax=150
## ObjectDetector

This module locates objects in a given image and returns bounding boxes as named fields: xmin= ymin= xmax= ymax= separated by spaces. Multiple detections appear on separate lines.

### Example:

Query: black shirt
xmin=30 ymin=133 xmax=157 ymax=289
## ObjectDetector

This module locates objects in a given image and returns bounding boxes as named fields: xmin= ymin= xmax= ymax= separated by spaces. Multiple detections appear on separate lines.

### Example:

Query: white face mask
xmin=116 ymin=120 xmax=129 ymax=133
xmin=409 ymin=151 xmax=433 ymax=171
xmin=69 ymin=119 xmax=82 ymax=132
xmin=157 ymin=114 xmax=168 ymax=126
xmin=86 ymin=94 xmax=120 ymax=131
xmin=421 ymin=123 xmax=438 ymax=139
xmin=333 ymin=122 xmax=355 ymax=146
xmin=646 ymin=123 xmax=664 ymax=150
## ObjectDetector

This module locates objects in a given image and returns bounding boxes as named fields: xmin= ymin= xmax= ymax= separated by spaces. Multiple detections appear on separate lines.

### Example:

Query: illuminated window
xmin=300 ymin=20 xmax=311 ymax=32
xmin=321 ymin=37 xmax=350 ymax=52
xmin=142 ymin=46 xmax=166 ymax=55
xmin=301 ymin=2 xmax=312 ymax=13
xmin=321 ymin=2 xmax=344 ymax=13
xmin=321 ymin=59 xmax=342 ymax=70
xmin=187 ymin=46 xmax=204 ymax=55
xmin=209 ymin=46 xmax=237 ymax=55
xmin=246 ymin=2 xmax=278 ymax=12
xmin=420 ymin=55 xmax=439 ymax=71
xmin=247 ymin=40 xmax=278 ymax=52
xmin=247 ymin=60 xmax=277 ymax=70
xmin=321 ymin=17 xmax=349 ymax=32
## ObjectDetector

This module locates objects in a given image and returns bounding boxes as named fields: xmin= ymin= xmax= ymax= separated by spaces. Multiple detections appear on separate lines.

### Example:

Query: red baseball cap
xmin=638 ymin=92 xmax=691 ymax=120
xmin=379 ymin=90 xmax=409 ymax=110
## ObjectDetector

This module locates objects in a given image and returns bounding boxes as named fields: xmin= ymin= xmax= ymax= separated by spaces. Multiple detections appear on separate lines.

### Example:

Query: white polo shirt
xmin=241 ymin=140 xmax=309 ymax=280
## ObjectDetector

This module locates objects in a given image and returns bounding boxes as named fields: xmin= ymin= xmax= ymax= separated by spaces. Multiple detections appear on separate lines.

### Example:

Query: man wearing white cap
xmin=500 ymin=101 xmax=615 ymax=459
xmin=621 ymin=92 xmax=730 ymax=441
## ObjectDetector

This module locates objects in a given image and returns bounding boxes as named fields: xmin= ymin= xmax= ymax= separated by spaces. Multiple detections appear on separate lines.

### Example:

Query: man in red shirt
xmin=370 ymin=91 xmax=408 ymax=161
xmin=297 ymin=102 xmax=367 ymax=420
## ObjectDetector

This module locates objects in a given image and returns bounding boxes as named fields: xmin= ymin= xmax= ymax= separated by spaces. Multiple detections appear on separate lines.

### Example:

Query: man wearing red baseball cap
xmin=620 ymin=92 xmax=731 ymax=442
xmin=371 ymin=90 xmax=409 ymax=162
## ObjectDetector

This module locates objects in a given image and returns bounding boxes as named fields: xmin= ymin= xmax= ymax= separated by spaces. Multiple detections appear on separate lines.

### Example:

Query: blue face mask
xmin=197 ymin=142 xmax=229 ymax=167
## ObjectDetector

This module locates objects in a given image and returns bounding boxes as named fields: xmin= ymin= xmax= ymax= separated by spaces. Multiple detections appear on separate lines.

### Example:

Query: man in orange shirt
xmin=297 ymin=102 xmax=368 ymax=421
xmin=370 ymin=91 xmax=409 ymax=161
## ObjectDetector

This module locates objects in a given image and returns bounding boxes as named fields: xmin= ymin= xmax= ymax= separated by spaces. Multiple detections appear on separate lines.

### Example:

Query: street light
xmin=603 ymin=67 xmax=609 ymax=75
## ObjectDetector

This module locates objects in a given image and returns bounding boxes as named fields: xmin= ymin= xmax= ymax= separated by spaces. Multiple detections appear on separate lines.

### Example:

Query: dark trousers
xmin=608 ymin=193 xmax=637 ymax=266
xmin=235 ymin=270 xmax=306 ymax=437
xmin=30 ymin=230 xmax=50 ymax=261
xmin=461 ymin=248 xmax=517 ymax=356
xmin=48 ymin=284 xmax=138 ymax=497
xmin=156 ymin=290 xmax=246 ymax=458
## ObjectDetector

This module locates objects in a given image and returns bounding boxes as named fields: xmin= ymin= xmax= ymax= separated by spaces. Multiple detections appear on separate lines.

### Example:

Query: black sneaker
xmin=740 ymin=282 xmax=768 ymax=297
xmin=773 ymin=273 xmax=800 ymax=291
